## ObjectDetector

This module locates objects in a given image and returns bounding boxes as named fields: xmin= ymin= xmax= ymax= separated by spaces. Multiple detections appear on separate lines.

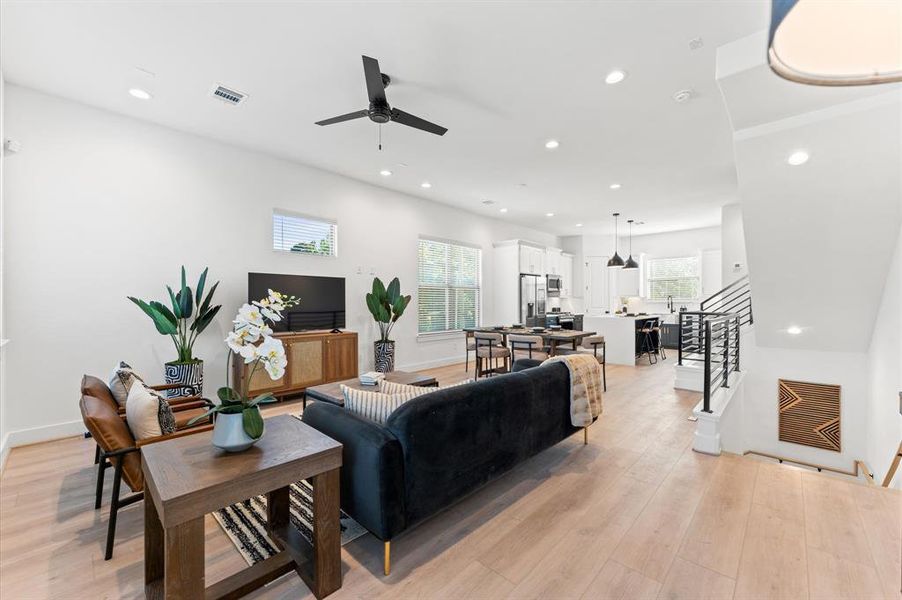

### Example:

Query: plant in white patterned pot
xmin=189 ymin=290 xmax=299 ymax=452
xmin=128 ymin=266 xmax=222 ymax=397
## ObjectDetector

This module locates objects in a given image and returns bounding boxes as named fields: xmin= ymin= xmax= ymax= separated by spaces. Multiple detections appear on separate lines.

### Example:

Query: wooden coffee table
xmin=142 ymin=415 xmax=343 ymax=599
xmin=305 ymin=370 xmax=439 ymax=407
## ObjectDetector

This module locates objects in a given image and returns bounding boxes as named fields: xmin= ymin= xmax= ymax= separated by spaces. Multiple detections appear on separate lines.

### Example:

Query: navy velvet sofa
xmin=301 ymin=358 xmax=588 ymax=574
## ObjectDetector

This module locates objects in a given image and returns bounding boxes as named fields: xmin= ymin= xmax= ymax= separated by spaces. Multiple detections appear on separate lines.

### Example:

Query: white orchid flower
xmin=260 ymin=306 xmax=282 ymax=322
xmin=225 ymin=331 xmax=248 ymax=353
xmin=239 ymin=343 xmax=258 ymax=363
xmin=235 ymin=303 xmax=264 ymax=327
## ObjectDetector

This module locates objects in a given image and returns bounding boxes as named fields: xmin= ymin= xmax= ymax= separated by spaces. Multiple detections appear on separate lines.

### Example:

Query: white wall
xmin=737 ymin=328 xmax=870 ymax=473
xmin=721 ymin=203 xmax=747 ymax=285
xmin=0 ymin=72 xmax=8 ymax=468
xmin=1 ymin=85 xmax=558 ymax=444
xmin=866 ymin=225 xmax=902 ymax=488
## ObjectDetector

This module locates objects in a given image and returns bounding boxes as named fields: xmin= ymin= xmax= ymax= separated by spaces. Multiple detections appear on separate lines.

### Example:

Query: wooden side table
xmin=141 ymin=415 xmax=343 ymax=599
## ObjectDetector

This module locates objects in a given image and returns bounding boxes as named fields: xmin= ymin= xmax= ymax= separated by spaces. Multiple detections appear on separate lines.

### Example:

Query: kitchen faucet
xmin=667 ymin=295 xmax=674 ymax=313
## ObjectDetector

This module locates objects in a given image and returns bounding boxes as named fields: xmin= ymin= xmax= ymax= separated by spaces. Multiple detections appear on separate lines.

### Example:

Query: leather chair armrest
xmin=170 ymin=400 xmax=209 ymax=413
xmin=149 ymin=382 xmax=199 ymax=395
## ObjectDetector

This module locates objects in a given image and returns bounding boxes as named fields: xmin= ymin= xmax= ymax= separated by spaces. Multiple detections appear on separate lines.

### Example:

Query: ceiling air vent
xmin=211 ymin=84 xmax=247 ymax=105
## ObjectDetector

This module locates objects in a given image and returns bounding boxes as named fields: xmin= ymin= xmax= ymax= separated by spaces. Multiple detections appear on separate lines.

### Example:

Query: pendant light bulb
xmin=607 ymin=212 xmax=625 ymax=268
xmin=623 ymin=219 xmax=639 ymax=270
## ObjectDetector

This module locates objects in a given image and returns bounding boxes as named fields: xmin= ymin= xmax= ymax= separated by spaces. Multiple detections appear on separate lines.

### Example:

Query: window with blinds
xmin=417 ymin=238 xmax=482 ymax=335
xmin=646 ymin=256 xmax=700 ymax=301
xmin=272 ymin=210 xmax=337 ymax=257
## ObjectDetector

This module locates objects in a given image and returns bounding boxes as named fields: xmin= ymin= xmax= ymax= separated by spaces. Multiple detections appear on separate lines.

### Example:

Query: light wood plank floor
xmin=1 ymin=360 xmax=899 ymax=599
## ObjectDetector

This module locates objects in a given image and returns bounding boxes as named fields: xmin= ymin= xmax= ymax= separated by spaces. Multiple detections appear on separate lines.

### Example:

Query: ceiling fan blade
xmin=390 ymin=108 xmax=448 ymax=136
xmin=362 ymin=55 xmax=386 ymax=104
xmin=315 ymin=109 xmax=369 ymax=126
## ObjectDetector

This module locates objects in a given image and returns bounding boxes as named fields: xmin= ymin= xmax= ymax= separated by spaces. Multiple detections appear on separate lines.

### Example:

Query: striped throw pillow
xmin=380 ymin=379 xmax=475 ymax=395
xmin=341 ymin=385 xmax=424 ymax=424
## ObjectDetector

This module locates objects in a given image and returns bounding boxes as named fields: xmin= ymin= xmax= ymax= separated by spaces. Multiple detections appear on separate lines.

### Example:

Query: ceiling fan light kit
xmin=315 ymin=55 xmax=448 ymax=149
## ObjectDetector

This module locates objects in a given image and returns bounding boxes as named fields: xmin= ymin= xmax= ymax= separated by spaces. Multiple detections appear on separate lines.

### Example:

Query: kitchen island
xmin=583 ymin=314 xmax=665 ymax=365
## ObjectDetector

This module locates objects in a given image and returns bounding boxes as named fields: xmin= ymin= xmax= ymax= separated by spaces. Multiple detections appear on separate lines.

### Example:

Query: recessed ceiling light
xmin=787 ymin=150 xmax=809 ymax=166
xmin=379 ymin=169 xmax=392 ymax=176
xmin=481 ymin=199 xmax=496 ymax=206
xmin=128 ymin=88 xmax=152 ymax=100
xmin=575 ymin=223 xmax=583 ymax=227
xmin=499 ymin=208 xmax=508 ymax=213
xmin=546 ymin=212 xmax=555 ymax=217
xmin=787 ymin=326 xmax=802 ymax=335
xmin=605 ymin=70 xmax=627 ymax=84
xmin=609 ymin=183 xmax=622 ymax=190
xmin=545 ymin=139 xmax=560 ymax=149
xmin=420 ymin=181 xmax=432 ymax=188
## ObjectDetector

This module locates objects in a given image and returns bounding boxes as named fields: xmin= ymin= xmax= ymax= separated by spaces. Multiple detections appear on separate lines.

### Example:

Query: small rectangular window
xmin=272 ymin=210 xmax=337 ymax=257
xmin=417 ymin=238 xmax=482 ymax=335
xmin=646 ymin=256 xmax=700 ymax=301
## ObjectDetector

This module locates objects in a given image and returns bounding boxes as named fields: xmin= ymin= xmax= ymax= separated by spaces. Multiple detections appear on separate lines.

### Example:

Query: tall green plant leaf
xmin=249 ymin=393 xmax=277 ymax=407
xmin=197 ymin=281 xmax=220 ymax=318
xmin=242 ymin=407 xmax=264 ymax=439
xmin=195 ymin=267 xmax=208 ymax=305
xmin=391 ymin=294 xmax=411 ymax=321
xmin=166 ymin=285 xmax=183 ymax=319
xmin=191 ymin=305 xmax=221 ymax=333
xmin=128 ymin=297 xmax=178 ymax=335
xmin=372 ymin=277 xmax=386 ymax=298
xmin=176 ymin=287 xmax=193 ymax=318
xmin=149 ymin=301 xmax=178 ymax=328
xmin=386 ymin=277 xmax=401 ymax=304
xmin=217 ymin=386 xmax=241 ymax=404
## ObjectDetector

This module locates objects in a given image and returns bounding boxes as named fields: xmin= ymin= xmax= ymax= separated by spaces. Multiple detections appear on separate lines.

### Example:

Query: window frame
xmin=272 ymin=208 xmax=338 ymax=258
xmin=416 ymin=236 xmax=483 ymax=338
xmin=643 ymin=254 xmax=701 ymax=302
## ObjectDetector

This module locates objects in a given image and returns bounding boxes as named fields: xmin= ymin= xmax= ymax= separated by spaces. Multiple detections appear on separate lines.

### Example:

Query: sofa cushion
xmin=125 ymin=381 xmax=176 ymax=440
xmin=380 ymin=378 xmax=474 ymax=396
xmin=341 ymin=385 xmax=424 ymax=424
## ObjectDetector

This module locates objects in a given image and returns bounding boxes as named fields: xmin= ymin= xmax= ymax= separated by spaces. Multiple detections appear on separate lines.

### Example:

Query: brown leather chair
xmin=80 ymin=375 xmax=213 ymax=560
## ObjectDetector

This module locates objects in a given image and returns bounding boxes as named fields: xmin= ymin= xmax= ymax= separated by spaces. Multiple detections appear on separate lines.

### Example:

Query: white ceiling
xmin=0 ymin=1 xmax=768 ymax=236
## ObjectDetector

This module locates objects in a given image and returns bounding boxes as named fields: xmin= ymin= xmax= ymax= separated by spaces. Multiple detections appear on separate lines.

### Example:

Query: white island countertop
xmin=583 ymin=314 xmax=666 ymax=366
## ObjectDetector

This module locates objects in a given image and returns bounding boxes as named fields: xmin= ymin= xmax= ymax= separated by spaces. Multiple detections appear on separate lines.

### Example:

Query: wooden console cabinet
xmin=233 ymin=330 xmax=358 ymax=399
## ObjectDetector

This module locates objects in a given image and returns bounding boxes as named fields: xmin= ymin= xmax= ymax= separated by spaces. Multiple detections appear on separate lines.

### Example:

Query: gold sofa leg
xmin=584 ymin=427 xmax=589 ymax=445
xmin=384 ymin=540 xmax=391 ymax=576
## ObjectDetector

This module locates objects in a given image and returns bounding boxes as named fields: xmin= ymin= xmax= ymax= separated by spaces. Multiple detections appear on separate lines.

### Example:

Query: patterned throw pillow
xmin=341 ymin=385 xmax=426 ymax=425
xmin=124 ymin=381 xmax=176 ymax=440
xmin=108 ymin=361 xmax=144 ymax=407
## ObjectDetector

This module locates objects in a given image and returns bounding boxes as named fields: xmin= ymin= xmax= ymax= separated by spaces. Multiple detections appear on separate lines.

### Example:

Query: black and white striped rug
xmin=213 ymin=480 xmax=368 ymax=565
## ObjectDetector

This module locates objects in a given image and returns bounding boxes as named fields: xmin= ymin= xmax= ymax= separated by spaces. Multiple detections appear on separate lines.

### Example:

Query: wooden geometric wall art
xmin=778 ymin=379 xmax=841 ymax=452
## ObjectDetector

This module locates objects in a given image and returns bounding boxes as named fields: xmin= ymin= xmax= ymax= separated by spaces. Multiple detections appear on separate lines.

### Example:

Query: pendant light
xmin=623 ymin=219 xmax=639 ymax=270
xmin=768 ymin=0 xmax=902 ymax=86
xmin=607 ymin=213 xmax=625 ymax=268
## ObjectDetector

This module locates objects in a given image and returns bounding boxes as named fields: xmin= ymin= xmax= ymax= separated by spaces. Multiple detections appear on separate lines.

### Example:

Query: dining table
xmin=463 ymin=326 xmax=598 ymax=356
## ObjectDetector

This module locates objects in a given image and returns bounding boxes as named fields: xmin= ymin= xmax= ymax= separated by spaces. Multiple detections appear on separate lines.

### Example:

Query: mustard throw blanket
xmin=543 ymin=354 xmax=603 ymax=427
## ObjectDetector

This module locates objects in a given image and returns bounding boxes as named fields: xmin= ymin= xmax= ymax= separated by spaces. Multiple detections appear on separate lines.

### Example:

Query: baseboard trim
xmin=2 ymin=420 xmax=85 ymax=464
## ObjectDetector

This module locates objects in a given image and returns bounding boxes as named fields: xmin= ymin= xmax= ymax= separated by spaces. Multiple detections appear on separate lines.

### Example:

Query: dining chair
xmin=464 ymin=330 xmax=477 ymax=372
xmin=508 ymin=334 xmax=550 ymax=360
xmin=474 ymin=332 xmax=511 ymax=379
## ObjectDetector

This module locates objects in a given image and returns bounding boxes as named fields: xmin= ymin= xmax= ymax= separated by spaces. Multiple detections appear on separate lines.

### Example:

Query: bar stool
xmin=474 ymin=332 xmax=511 ymax=379
xmin=508 ymin=334 xmax=550 ymax=360
xmin=637 ymin=318 xmax=658 ymax=365
xmin=651 ymin=319 xmax=666 ymax=360
xmin=555 ymin=336 xmax=606 ymax=391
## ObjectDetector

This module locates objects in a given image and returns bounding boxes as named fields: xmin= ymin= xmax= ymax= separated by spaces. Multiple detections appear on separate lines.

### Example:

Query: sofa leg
xmin=583 ymin=427 xmax=589 ymax=445
xmin=384 ymin=540 xmax=391 ymax=576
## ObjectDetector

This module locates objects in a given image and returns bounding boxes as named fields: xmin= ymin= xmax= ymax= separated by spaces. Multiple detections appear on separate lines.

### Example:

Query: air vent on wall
xmin=211 ymin=84 xmax=247 ymax=105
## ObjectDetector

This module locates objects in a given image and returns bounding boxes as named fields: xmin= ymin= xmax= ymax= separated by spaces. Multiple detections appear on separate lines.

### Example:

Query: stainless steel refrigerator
xmin=520 ymin=274 xmax=547 ymax=327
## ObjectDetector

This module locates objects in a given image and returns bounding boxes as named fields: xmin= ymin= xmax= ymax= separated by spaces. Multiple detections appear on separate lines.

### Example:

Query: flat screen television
xmin=248 ymin=273 xmax=346 ymax=332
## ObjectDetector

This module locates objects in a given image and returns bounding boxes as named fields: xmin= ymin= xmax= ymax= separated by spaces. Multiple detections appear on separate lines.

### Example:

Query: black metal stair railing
xmin=699 ymin=274 xmax=753 ymax=326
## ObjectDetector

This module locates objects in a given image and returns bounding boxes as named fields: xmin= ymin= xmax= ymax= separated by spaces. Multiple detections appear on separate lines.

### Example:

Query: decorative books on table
xmin=359 ymin=372 xmax=385 ymax=386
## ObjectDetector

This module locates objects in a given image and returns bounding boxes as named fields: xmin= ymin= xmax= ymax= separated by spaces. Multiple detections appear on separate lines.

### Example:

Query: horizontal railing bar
xmin=700 ymin=274 xmax=749 ymax=307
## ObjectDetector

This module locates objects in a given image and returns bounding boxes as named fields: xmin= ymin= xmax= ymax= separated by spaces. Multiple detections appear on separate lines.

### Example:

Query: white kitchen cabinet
xmin=560 ymin=253 xmax=574 ymax=297
xmin=545 ymin=248 xmax=562 ymax=275
xmin=619 ymin=267 xmax=640 ymax=297
xmin=519 ymin=244 xmax=545 ymax=274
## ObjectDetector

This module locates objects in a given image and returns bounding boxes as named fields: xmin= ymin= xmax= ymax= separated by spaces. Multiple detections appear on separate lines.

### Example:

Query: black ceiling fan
xmin=315 ymin=55 xmax=448 ymax=146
